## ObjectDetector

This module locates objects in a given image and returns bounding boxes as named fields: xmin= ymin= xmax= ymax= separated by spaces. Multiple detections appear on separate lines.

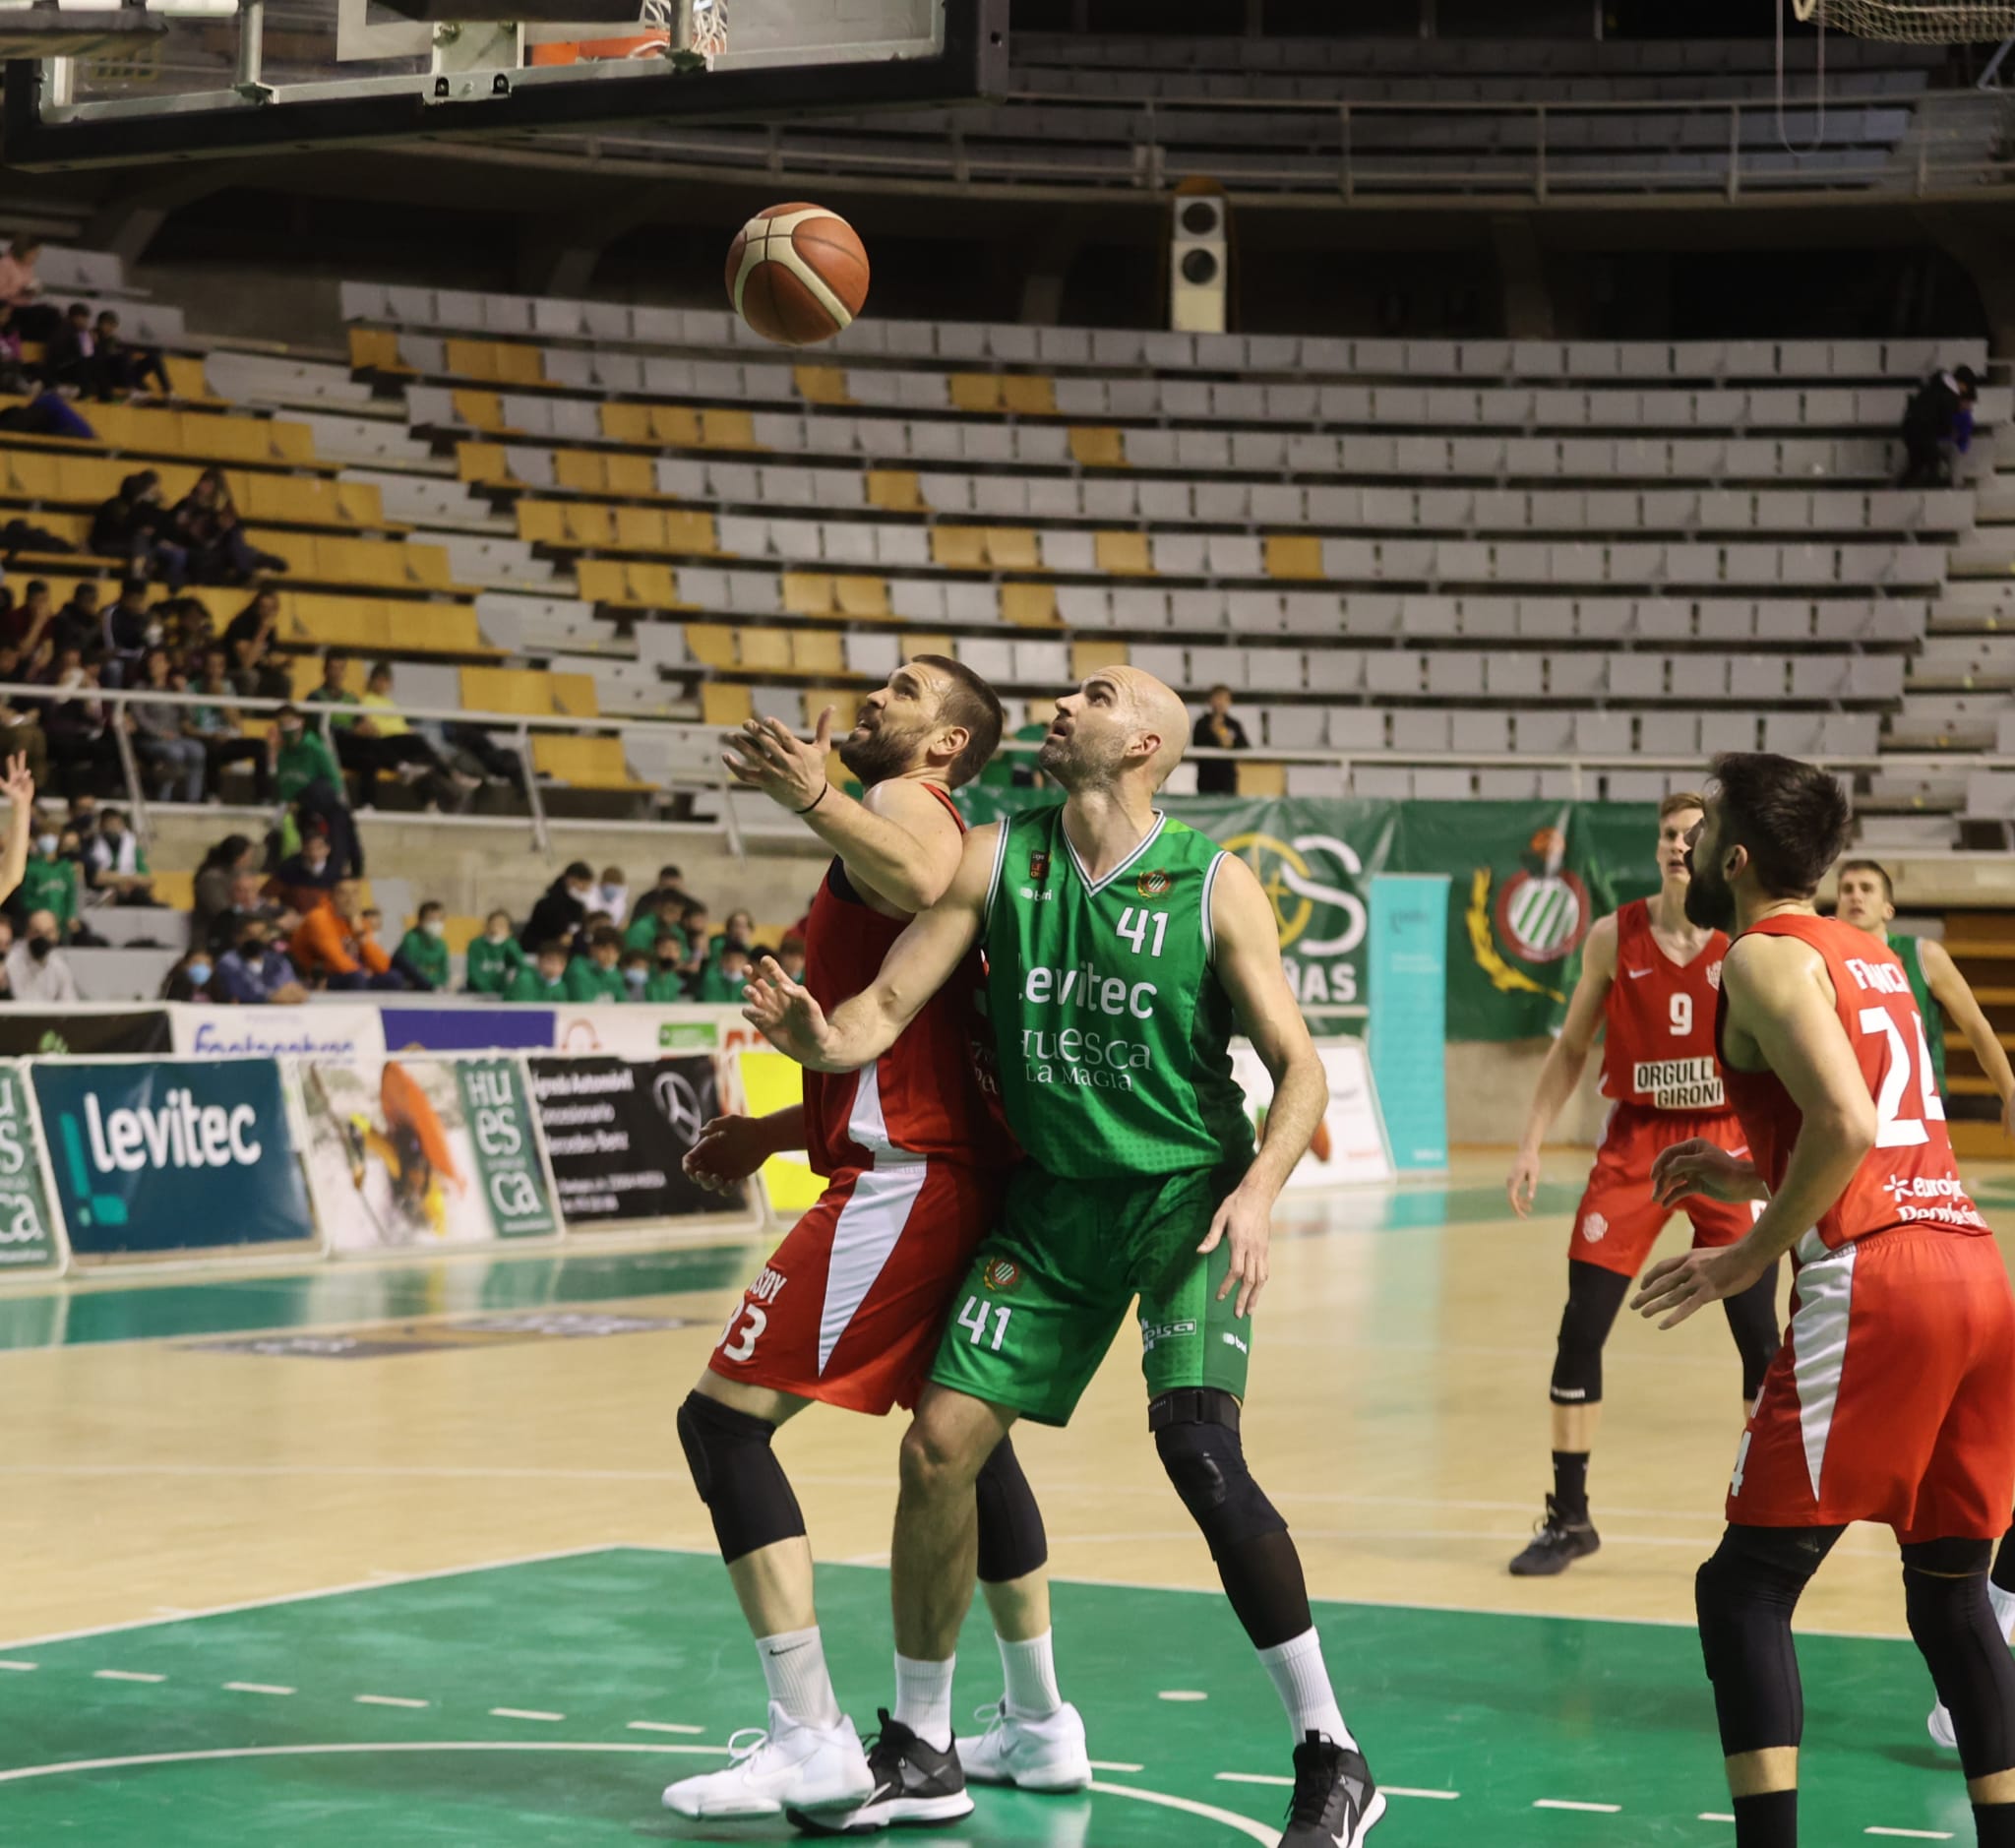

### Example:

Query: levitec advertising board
xmin=31 ymin=1058 xmax=316 ymax=1263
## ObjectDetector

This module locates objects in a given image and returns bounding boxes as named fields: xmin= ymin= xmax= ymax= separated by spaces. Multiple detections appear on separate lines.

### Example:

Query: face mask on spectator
xmin=28 ymin=936 xmax=51 ymax=962
xmin=423 ymin=919 xmax=446 ymax=940
xmin=243 ymin=942 xmax=265 ymax=967
xmin=34 ymin=833 xmax=54 ymax=856
xmin=187 ymin=960 xmax=212 ymax=986
xmin=624 ymin=966 xmax=647 ymax=992
xmin=485 ymin=921 xmax=510 ymax=942
xmin=143 ymin=623 xmax=163 ymax=647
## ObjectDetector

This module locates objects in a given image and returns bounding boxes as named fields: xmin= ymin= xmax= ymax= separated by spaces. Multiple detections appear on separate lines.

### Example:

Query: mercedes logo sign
xmin=652 ymin=1071 xmax=705 ymax=1146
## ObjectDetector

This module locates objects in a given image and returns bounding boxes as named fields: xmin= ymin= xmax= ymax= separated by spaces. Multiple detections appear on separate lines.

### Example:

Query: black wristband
xmin=795 ymin=784 xmax=828 ymax=816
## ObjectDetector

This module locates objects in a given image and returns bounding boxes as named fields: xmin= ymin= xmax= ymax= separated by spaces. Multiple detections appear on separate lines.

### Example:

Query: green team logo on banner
xmin=1220 ymin=826 xmax=1378 ymax=1012
xmin=454 ymin=1058 xmax=557 ymax=1238
xmin=0 ymin=1062 xmax=55 ymax=1268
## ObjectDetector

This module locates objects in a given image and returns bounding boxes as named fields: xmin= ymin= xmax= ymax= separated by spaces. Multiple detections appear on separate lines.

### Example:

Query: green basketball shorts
xmin=928 ymin=1160 xmax=1253 ymax=1428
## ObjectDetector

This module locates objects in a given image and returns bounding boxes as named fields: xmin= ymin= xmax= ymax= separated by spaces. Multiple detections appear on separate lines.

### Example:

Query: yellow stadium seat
xmin=738 ymin=629 xmax=792 ymax=673
xmin=532 ymin=734 xmax=645 ymax=791
xmin=403 ymin=545 xmax=455 ymax=590
xmin=458 ymin=442 xmax=511 ymax=485
xmin=1001 ymin=376 xmax=1058 ymax=417
xmin=516 ymin=501 xmax=566 ymax=544
xmin=1264 ymin=534 xmax=1324 ymax=580
xmin=444 ymin=339 xmax=502 ymax=383
xmin=791 ymin=631 xmax=846 ymax=676
xmin=164 ymin=354 xmax=211 ymax=400
xmin=613 ymin=505 xmax=668 ymax=552
xmin=1238 ymin=761 xmax=1288 ymax=798
xmin=421 ymin=603 xmax=500 ymax=655
xmin=800 ymin=686 xmax=852 ymax=728
xmin=199 ymin=419 xmax=272 ymax=466
xmin=1002 ymin=583 xmax=1061 ymax=628
xmin=684 ymin=624 xmax=738 ymax=670
xmin=561 ymin=502 xmax=616 ymax=548
xmin=1024 ymin=696 xmax=1059 ymax=727
xmin=782 ymin=572 xmax=837 ymax=618
xmin=149 ymin=868 xmax=197 ymax=911
xmin=985 ymin=527 xmax=1041 ymax=571
xmin=702 ymin=682 xmax=754 ymax=726
xmin=629 ymin=562 xmax=681 ymax=607
xmin=1094 ymin=531 xmax=1153 ymax=576
xmin=269 ymin=422 xmax=317 ymax=464
xmin=866 ymin=470 xmax=926 ymax=513
xmin=604 ymin=453 xmax=656 ymax=498
xmin=662 ymin=509 xmax=717 ymax=555
xmin=575 ymin=558 xmax=628 ymax=605
xmin=834 ymin=576 xmax=890 ymax=619
xmin=699 ymin=408 xmax=756 ymax=450
xmin=441 ymin=914 xmax=486 ymax=955
xmin=548 ymin=672 xmax=599 ymax=718
xmin=461 ymin=666 xmax=554 ymax=715
xmin=554 ymin=451 xmax=608 ymax=495
xmin=931 ymin=527 xmax=988 ymax=570
xmin=906 ymin=633 xmax=955 ymax=660
xmin=650 ymin=405 xmax=702 ymax=447
xmin=452 ymin=390 xmax=508 ymax=433
xmin=1069 ymin=426 xmax=1128 ymax=467
xmin=794 ymin=366 xmax=852 ymax=406
xmin=1071 ymin=638 xmax=1129 ymax=676
xmin=948 ymin=374 xmax=1003 ymax=414
xmin=600 ymin=403 xmax=651 ymax=444
xmin=347 ymin=328 xmax=408 ymax=373
xmin=494 ymin=344 xmax=545 ymax=387
xmin=335 ymin=480 xmax=386 ymax=527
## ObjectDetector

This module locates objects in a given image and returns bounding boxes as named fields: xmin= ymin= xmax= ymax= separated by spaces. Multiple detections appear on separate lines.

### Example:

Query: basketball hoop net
xmin=1793 ymin=0 xmax=2015 ymax=40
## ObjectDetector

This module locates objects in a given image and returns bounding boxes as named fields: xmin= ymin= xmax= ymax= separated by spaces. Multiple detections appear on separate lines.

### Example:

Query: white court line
xmin=1535 ymin=1799 xmax=1621 ymax=1813
xmin=0 ymin=1661 xmax=35 ymax=1672
xmin=1701 ymin=1815 xmax=1735 ymax=1824
xmin=1385 ymin=1787 xmax=1462 ymax=1801
xmin=489 ymin=1708 xmax=563 ymax=1723
xmin=222 ymin=1683 xmax=294 ymax=1696
xmin=354 ymin=1695 xmax=428 ymax=1710
xmin=1086 ymin=1778 xmax=1275 ymax=1845
xmin=1090 ymin=1759 xmax=1145 ymax=1773
xmin=92 ymin=1670 xmax=164 ymax=1684
xmin=1865 ymin=1831 xmax=1954 ymax=1841
xmin=1212 ymin=1774 xmax=1458 ymax=1804
xmin=627 ymin=1721 xmax=704 ymax=1736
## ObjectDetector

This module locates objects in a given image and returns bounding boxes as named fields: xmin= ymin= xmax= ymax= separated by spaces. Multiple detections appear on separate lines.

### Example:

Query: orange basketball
xmin=726 ymin=203 xmax=870 ymax=347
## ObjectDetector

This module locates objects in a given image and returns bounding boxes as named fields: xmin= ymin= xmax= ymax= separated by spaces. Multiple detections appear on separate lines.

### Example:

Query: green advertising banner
xmin=454 ymin=1057 xmax=560 ymax=1240
xmin=958 ymin=789 xmax=1666 ymax=1042
xmin=0 ymin=1060 xmax=58 ymax=1271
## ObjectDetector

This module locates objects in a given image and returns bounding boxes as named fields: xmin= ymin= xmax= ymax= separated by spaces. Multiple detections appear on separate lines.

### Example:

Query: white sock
xmin=998 ymin=1630 xmax=1063 ymax=1721
xmin=1990 ymin=1580 xmax=2015 ymax=1645
xmin=892 ymin=1651 xmax=956 ymax=1753
xmin=1258 ymin=1629 xmax=1354 ymax=1751
xmin=757 ymin=1627 xmax=842 ymax=1728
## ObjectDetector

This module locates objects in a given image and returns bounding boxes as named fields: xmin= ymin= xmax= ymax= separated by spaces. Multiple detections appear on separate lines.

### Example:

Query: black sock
xmin=1991 ymin=1515 xmax=2015 ymax=1597
xmin=1976 ymin=1801 xmax=2015 ymax=1847
xmin=1732 ymin=1788 xmax=1797 ymax=1848
xmin=1552 ymin=1451 xmax=1590 ymax=1522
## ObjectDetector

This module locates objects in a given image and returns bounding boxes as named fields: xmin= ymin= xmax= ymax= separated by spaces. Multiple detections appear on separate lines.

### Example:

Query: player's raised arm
xmin=1506 ymin=912 xmax=1618 ymax=1216
xmin=744 ymin=822 xmax=999 ymax=1074
xmin=0 ymin=754 xmax=33 ymax=910
xmin=1195 ymin=850 xmax=1325 ymax=1318
xmin=723 ymin=708 xmax=965 ymax=914
xmin=1920 ymin=936 xmax=2015 ymax=1141
xmin=1633 ymin=933 xmax=1874 ymax=1327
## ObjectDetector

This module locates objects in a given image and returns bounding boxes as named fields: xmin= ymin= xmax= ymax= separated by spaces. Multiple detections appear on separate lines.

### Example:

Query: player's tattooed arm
xmin=742 ymin=824 xmax=999 ymax=1074
xmin=1633 ymin=934 xmax=1873 ymax=1329
xmin=1921 ymin=937 xmax=2015 ymax=1141
xmin=1506 ymin=912 xmax=1618 ymax=1217
xmin=1199 ymin=852 xmax=1327 ymax=1318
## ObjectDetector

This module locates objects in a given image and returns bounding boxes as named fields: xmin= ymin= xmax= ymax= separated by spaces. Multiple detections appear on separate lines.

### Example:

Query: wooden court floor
xmin=3 ymin=1149 xmax=2013 ymax=1844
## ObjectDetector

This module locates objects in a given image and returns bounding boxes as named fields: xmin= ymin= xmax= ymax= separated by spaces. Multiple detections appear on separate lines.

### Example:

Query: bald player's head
xmin=1039 ymin=668 xmax=1191 ymax=793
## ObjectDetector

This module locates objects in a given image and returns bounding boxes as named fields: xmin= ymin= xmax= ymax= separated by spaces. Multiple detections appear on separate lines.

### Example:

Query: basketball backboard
xmin=1 ymin=0 xmax=1007 ymax=170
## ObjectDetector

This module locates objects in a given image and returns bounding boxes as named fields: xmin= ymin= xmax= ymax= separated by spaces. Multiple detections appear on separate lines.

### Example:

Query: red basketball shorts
xmin=1569 ymin=1103 xmax=1759 ymax=1278
xmin=708 ymin=1158 xmax=997 ymax=1417
xmin=1727 ymin=1224 xmax=2015 ymax=1542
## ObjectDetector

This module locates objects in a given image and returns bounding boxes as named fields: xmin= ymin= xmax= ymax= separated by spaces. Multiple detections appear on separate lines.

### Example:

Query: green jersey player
xmin=745 ymin=668 xmax=1383 ymax=1847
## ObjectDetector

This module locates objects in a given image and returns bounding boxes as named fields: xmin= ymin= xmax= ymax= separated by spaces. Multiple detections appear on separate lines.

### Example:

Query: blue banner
xmin=1368 ymin=875 xmax=1451 ymax=1172
xmin=32 ymin=1059 xmax=317 ymax=1260
xmin=377 ymin=1005 xmax=558 ymax=1053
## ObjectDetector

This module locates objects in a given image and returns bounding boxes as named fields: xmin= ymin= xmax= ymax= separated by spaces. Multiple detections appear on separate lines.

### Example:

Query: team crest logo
xmin=1028 ymin=851 xmax=1050 ymax=882
xmin=983 ymin=1258 xmax=1020 ymax=1292
xmin=1136 ymin=869 xmax=1173 ymax=898
xmin=1707 ymin=959 xmax=1723 ymax=990
xmin=1580 ymin=1212 xmax=1608 ymax=1244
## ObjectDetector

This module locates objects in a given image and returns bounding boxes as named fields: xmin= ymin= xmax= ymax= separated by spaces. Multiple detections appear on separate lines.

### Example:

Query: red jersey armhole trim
xmin=923 ymin=782 xmax=966 ymax=833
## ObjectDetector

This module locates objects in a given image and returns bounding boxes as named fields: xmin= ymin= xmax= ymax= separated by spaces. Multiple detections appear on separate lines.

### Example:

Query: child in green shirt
xmin=620 ymin=950 xmax=652 ymax=1003
xmin=564 ymin=924 xmax=627 ymax=1003
xmin=696 ymin=943 xmax=753 ymax=1005
xmin=643 ymin=937 xmax=689 ymax=1003
xmin=397 ymin=900 xmax=451 ymax=992
xmin=465 ymin=909 xmax=524 ymax=996
xmin=506 ymin=942 xmax=570 ymax=1003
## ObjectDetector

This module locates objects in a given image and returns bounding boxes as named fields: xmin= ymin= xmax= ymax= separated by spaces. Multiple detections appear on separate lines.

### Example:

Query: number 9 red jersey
xmin=1598 ymin=898 xmax=1732 ymax=1114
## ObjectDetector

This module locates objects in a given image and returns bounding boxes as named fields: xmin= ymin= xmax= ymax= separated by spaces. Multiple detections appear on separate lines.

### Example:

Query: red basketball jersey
xmin=801 ymin=785 xmax=1013 ymax=1178
xmin=1718 ymin=912 xmax=1988 ymax=1253
xmin=1599 ymin=898 xmax=1733 ymax=1114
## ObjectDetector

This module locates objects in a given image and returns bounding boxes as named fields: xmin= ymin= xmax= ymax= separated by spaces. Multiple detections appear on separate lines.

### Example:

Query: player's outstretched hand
xmin=743 ymin=955 xmax=838 ymax=1069
xmin=684 ymin=1113 xmax=770 ymax=1192
xmin=1505 ymin=1146 xmax=1541 ymax=1218
xmin=1649 ymin=1138 xmax=1764 ymax=1208
xmin=1630 ymin=1244 xmax=1764 ymax=1331
xmin=0 ymin=752 xmax=32 ymax=815
xmin=721 ymin=708 xmax=833 ymax=815
xmin=1199 ymin=1183 xmax=1270 ymax=1319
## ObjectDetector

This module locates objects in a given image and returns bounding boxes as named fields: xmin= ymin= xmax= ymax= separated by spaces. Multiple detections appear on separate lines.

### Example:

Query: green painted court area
xmin=0 ymin=1548 xmax=1976 ymax=1845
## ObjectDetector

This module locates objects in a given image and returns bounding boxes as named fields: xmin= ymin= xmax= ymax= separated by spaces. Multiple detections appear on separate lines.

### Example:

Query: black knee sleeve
xmin=1550 ymin=1262 xmax=1630 ymax=1407
xmin=1903 ymin=1540 xmax=2015 ymax=1782
xmin=1149 ymin=1388 xmax=1287 ymax=1560
xmin=676 ymin=1390 xmax=806 ymax=1566
xmin=1694 ymin=1524 xmax=1839 ymax=1756
xmin=974 ymin=1436 xmax=1049 ymax=1585
xmin=1721 ymin=1259 xmax=1782 ymax=1403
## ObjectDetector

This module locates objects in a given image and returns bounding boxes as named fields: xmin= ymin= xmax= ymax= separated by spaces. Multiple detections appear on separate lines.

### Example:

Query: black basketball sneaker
xmin=786 ymin=1709 xmax=974 ymax=1835
xmin=1507 ymin=1495 xmax=1602 ymax=1576
xmin=1279 ymin=1732 xmax=1385 ymax=1846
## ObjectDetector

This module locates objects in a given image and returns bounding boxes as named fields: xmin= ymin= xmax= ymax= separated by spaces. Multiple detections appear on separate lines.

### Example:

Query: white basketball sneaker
xmin=661 ymin=1700 xmax=874 ymax=1819
xmin=956 ymin=1698 xmax=1093 ymax=1792
xmin=1928 ymin=1699 xmax=1957 ymax=1750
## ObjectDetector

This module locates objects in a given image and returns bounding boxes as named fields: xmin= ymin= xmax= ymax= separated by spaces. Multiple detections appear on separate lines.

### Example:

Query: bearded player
xmin=748 ymin=668 xmax=1383 ymax=1846
xmin=1504 ymin=793 xmax=1781 ymax=1575
xmin=661 ymin=659 xmax=1091 ymax=1827
xmin=1635 ymin=754 xmax=2015 ymax=1848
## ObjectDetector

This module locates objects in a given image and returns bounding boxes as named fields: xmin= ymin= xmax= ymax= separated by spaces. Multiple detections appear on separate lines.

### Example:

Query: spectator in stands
xmin=222 ymin=585 xmax=282 ymax=670
xmin=7 ymin=908 xmax=77 ymax=1002
xmin=596 ymin=866 xmax=630 ymax=925
xmin=267 ymin=828 xmax=339 ymax=916
xmin=2 ymin=580 xmax=53 ymax=657
xmin=703 ymin=907 xmax=755 ymax=978
xmin=92 ymin=312 xmax=167 ymax=399
xmin=43 ymin=301 xmax=92 ymax=391
xmin=214 ymin=916 xmax=307 ymax=1007
xmin=91 ymin=476 xmax=185 ymax=591
xmin=507 ymin=940 xmax=571 ymax=1003
xmin=395 ymin=901 xmax=450 ymax=992
xmin=159 ymin=950 xmax=216 ymax=1004
xmin=520 ymin=861 xmax=594 ymax=953
xmin=358 ymin=661 xmax=477 ymax=810
xmin=620 ymin=948 xmax=652 ymax=1000
xmin=776 ymin=934 xmax=807 ymax=984
xmin=49 ymin=584 xmax=100 ymax=659
xmin=437 ymin=718 xmax=525 ymax=794
xmin=1194 ymin=685 xmax=1250 ymax=797
xmin=176 ymin=471 xmax=286 ymax=585
xmin=188 ymin=649 xmax=270 ymax=802
xmin=1901 ymin=364 xmax=1980 ymax=487
xmin=465 ymin=909 xmax=524 ymax=996
xmin=0 ymin=916 xmax=15 ymax=999
xmin=0 ymin=390 xmax=92 ymax=441
xmin=193 ymin=832 xmax=256 ymax=939
xmin=209 ymin=869 xmax=292 ymax=957
xmin=697 ymin=942 xmax=753 ymax=1005
xmin=292 ymin=879 xmax=404 ymax=992
xmin=37 ymin=648 xmax=117 ymax=800
xmin=100 ymin=579 xmax=156 ymax=681
xmin=674 ymin=898 xmax=711 ymax=981
xmin=565 ymin=923 xmax=627 ymax=1003
xmin=84 ymin=806 xmax=153 ymax=905
xmin=980 ymin=711 xmax=1051 ymax=790
xmin=0 ymin=306 xmax=24 ymax=397
xmin=0 ymin=650 xmax=48 ymax=792
xmin=271 ymin=706 xmax=360 ymax=880
xmin=644 ymin=939 xmax=687 ymax=1002
xmin=0 ymin=238 xmax=53 ymax=341
xmin=127 ymin=647 xmax=206 ymax=804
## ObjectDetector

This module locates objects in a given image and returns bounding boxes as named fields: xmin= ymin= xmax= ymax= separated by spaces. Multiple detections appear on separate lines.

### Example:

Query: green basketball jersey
xmin=1892 ymin=933 xmax=1947 ymax=1090
xmin=982 ymin=807 xmax=1252 ymax=1180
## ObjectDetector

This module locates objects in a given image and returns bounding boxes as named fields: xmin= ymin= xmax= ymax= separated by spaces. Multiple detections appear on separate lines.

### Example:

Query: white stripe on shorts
xmin=818 ymin=1161 xmax=931 ymax=1379
xmin=1788 ymin=1227 xmax=1856 ymax=1503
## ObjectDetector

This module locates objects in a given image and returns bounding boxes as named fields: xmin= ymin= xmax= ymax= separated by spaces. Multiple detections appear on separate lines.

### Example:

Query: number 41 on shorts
xmin=956 ymin=1294 xmax=1013 ymax=1352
